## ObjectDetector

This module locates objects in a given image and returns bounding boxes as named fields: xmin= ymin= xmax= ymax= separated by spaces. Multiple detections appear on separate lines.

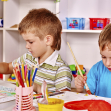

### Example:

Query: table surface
xmin=0 ymin=80 xmax=111 ymax=111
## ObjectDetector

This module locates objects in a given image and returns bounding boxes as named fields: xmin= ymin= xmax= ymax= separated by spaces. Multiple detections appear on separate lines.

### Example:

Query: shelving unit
xmin=0 ymin=0 xmax=58 ymax=81
xmin=62 ymin=29 xmax=102 ymax=33
xmin=0 ymin=0 xmax=111 ymax=88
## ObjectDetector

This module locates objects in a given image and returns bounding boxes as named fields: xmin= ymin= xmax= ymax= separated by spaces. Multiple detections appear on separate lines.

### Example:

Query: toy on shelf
xmin=8 ymin=74 xmax=16 ymax=82
xmin=89 ymin=18 xmax=110 ymax=30
xmin=54 ymin=0 xmax=60 ymax=3
xmin=1 ymin=0 xmax=8 ymax=1
xmin=69 ymin=64 xmax=86 ymax=78
xmin=66 ymin=18 xmax=85 ymax=30
xmin=0 ymin=74 xmax=3 ymax=79
xmin=0 ymin=18 xmax=3 ymax=27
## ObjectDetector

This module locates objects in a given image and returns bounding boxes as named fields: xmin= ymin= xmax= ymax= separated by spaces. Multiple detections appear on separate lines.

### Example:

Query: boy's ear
xmin=45 ymin=35 xmax=53 ymax=46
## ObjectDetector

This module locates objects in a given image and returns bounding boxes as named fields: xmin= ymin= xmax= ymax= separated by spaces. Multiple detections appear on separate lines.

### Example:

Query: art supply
xmin=48 ymin=91 xmax=64 ymax=96
xmin=30 ymin=66 xmax=34 ymax=86
xmin=33 ymin=93 xmax=43 ymax=99
xmin=33 ymin=91 xmax=64 ymax=99
xmin=38 ymin=98 xmax=64 ymax=111
xmin=67 ymin=42 xmax=91 ymax=94
xmin=13 ymin=69 xmax=19 ymax=87
xmin=24 ymin=63 xmax=27 ymax=81
xmin=12 ymin=86 xmax=36 ymax=111
xmin=21 ymin=62 xmax=25 ymax=82
xmin=32 ymin=66 xmax=38 ymax=85
xmin=16 ymin=68 xmax=25 ymax=87
xmin=28 ymin=68 xmax=31 ymax=86
xmin=64 ymin=100 xmax=111 ymax=111
xmin=13 ymin=63 xmax=38 ymax=88
xmin=0 ymin=85 xmax=15 ymax=103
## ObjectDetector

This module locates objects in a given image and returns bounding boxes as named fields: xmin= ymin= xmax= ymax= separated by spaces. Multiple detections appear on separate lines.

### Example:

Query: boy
xmin=0 ymin=8 xmax=72 ymax=93
xmin=75 ymin=23 xmax=111 ymax=98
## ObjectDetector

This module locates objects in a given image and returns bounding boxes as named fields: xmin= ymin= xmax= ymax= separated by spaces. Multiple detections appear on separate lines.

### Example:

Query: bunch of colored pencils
xmin=13 ymin=63 xmax=38 ymax=87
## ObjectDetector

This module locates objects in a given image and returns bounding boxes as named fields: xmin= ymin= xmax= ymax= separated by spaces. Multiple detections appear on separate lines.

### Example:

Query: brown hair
xmin=18 ymin=8 xmax=62 ymax=50
xmin=98 ymin=23 xmax=111 ymax=51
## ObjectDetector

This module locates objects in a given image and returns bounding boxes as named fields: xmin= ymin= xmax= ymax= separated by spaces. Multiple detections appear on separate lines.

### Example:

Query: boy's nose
xmin=106 ymin=58 xmax=111 ymax=67
xmin=26 ymin=43 xmax=29 ymax=49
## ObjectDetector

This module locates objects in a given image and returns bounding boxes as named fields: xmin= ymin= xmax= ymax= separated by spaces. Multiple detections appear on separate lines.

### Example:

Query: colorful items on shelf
xmin=69 ymin=64 xmax=86 ymax=78
xmin=0 ymin=18 xmax=3 ymax=27
xmin=66 ymin=18 xmax=85 ymax=30
xmin=0 ymin=73 xmax=3 ymax=79
xmin=8 ymin=74 xmax=16 ymax=82
xmin=1 ymin=0 xmax=8 ymax=1
xmin=89 ymin=18 xmax=110 ymax=30
xmin=63 ymin=17 xmax=110 ymax=30
xmin=54 ymin=0 xmax=60 ymax=3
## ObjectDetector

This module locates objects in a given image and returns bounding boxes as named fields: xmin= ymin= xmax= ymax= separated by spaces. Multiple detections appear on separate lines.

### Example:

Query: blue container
xmin=0 ymin=18 xmax=3 ymax=27
xmin=66 ymin=18 xmax=85 ymax=30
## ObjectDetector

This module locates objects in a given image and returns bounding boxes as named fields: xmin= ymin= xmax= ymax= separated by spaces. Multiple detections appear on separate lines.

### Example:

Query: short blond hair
xmin=98 ymin=23 xmax=111 ymax=50
xmin=18 ymin=8 xmax=62 ymax=50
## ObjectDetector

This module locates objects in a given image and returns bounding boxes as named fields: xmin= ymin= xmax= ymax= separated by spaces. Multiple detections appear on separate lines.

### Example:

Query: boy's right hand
xmin=74 ymin=75 xmax=87 ymax=92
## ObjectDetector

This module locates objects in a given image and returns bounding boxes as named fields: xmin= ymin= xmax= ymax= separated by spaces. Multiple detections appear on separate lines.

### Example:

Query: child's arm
xmin=61 ymin=89 xmax=70 ymax=91
xmin=33 ymin=82 xmax=41 ymax=93
xmin=0 ymin=62 xmax=13 ymax=74
xmin=75 ymin=75 xmax=87 ymax=93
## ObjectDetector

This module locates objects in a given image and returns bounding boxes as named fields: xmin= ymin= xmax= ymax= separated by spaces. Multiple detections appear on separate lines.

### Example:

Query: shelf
xmin=0 ymin=28 xmax=3 ymax=30
xmin=5 ymin=28 xmax=18 ymax=31
xmin=62 ymin=29 xmax=102 ymax=33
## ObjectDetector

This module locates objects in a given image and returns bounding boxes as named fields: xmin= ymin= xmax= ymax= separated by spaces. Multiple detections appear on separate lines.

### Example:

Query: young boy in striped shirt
xmin=0 ymin=8 xmax=72 ymax=93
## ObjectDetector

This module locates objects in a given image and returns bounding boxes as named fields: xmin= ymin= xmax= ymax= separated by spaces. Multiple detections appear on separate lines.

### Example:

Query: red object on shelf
xmin=89 ymin=18 xmax=110 ymax=30
xmin=0 ymin=74 xmax=3 ymax=79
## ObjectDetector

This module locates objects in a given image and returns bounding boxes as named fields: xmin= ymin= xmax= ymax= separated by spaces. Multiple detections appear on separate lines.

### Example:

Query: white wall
xmin=59 ymin=0 xmax=111 ymax=87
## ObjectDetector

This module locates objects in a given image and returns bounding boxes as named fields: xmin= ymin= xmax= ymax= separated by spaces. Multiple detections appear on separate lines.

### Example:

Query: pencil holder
xmin=12 ymin=86 xmax=36 ymax=111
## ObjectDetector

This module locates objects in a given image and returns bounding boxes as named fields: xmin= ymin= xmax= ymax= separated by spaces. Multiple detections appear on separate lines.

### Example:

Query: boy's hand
xmin=74 ymin=75 xmax=87 ymax=92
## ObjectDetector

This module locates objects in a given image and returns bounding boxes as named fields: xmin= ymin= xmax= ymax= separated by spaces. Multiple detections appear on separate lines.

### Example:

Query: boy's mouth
xmin=108 ymin=68 xmax=111 ymax=70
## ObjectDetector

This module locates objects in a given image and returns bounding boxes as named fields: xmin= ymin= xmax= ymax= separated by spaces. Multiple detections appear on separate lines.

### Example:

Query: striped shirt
xmin=12 ymin=50 xmax=72 ymax=91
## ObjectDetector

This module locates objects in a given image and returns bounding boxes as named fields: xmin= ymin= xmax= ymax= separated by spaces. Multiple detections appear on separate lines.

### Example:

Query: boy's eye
xmin=29 ymin=42 xmax=33 ymax=44
xmin=101 ymin=56 xmax=106 ymax=59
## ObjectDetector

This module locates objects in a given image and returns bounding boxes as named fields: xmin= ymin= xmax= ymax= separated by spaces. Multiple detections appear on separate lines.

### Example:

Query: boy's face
xmin=22 ymin=32 xmax=47 ymax=58
xmin=100 ymin=46 xmax=111 ymax=71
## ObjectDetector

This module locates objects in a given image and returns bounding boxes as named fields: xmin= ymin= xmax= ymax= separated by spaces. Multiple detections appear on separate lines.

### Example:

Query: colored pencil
xmin=67 ymin=42 xmax=91 ymax=94
xmin=13 ymin=63 xmax=39 ymax=87
xmin=24 ymin=63 xmax=27 ymax=81
xmin=21 ymin=62 xmax=25 ymax=82
xmin=13 ymin=69 xmax=19 ymax=87
xmin=16 ymin=68 xmax=25 ymax=87
xmin=30 ymin=66 xmax=34 ymax=86
xmin=28 ymin=68 xmax=31 ymax=86
xmin=32 ymin=66 xmax=38 ymax=85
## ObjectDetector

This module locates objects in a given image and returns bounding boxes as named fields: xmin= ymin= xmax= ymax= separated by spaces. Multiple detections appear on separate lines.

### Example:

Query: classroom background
xmin=0 ymin=0 xmax=111 ymax=88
